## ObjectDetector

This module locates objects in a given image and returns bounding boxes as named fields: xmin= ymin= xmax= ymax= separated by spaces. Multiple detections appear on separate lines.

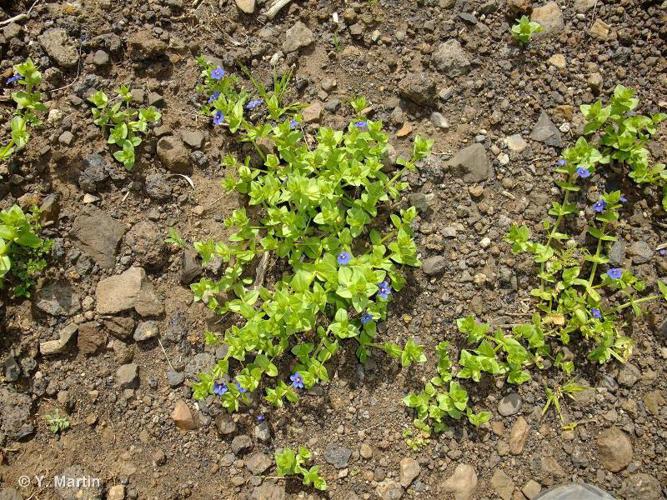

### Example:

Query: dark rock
xmin=79 ymin=154 xmax=110 ymax=193
xmin=448 ymin=144 xmax=492 ymax=183
xmin=127 ymin=30 xmax=167 ymax=60
xmin=157 ymin=136 xmax=191 ymax=174
xmin=77 ymin=321 xmax=107 ymax=355
xmin=231 ymin=434 xmax=253 ymax=455
xmin=181 ymin=250 xmax=203 ymax=284
xmin=398 ymin=73 xmax=436 ymax=107
xmin=0 ymin=386 xmax=34 ymax=440
xmin=3 ymin=357 xmax=20 ymax=382
xmin=38 ymin=28 xmax=79 ymax=68
xmin=628 ymin=241 xmax=653 ymax=264
xmin=71 ymin=206 xmax=126 ymax=268
xmin=144 ymin=173 xmax=172 ymax=200
xmin=103 ymin=317 xmax=135 ymax=341
xmin=125 ymin=221 xmax=166 ymax=269
xmin=432 ymin=40 xmax=471 ymax=77
xmin=34 ymin=280 xmax=81 ymax=316
xmin=529 ymin=111 xmax=562 ymax=147
xmin=324 ymin=444 xmax=352 ymax=469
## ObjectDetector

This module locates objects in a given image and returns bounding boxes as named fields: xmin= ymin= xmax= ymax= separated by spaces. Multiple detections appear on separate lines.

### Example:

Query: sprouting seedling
xmin=274 ymin=447 xmax=327 ymax=491
xmin=350 ymin=96 xmax=368 ymax=117
xmin=44 ymin=411 xmax=70 ymax=434
xmin=165 ymin=228 xmax=186 ymax=248
xmin=542 ymin=381 xmax=586 ymax=427
xmin=511 ymin=16 xmax=543 ymax=44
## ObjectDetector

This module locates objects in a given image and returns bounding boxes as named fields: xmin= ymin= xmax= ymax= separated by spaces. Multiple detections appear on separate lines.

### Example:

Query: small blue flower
xmin=591 ymin=308 xmax=602 ymax=319
xmin=620 ymin=194 xmax=628 ymax=203
xmin=235 ymin=381 xmax=247 ymax=394
xmin=6 ymin=74 xmax=20 ymax=85
xmin=212 ymin=110 xmax=224 ymax=126
xmin=659 ymin=249 xmax=666 ymax=257
xmin=337 ymin=251 xmax=351 ymax=265
xmin=289 ymin=119 xmax=299 ymax=129
xmin=576 ymin=166 xmax=590 ymax=178
xmin=355 ymin=121 xmax=367 ymax=128
xmin=245 ymin=98 xmax=263 ymax=110
xmin=211 ymin=67 xmax=225 ymax=80
xmin=607 ymin=268 xmax=623 ymax=280
xmin=290 ymin=372 xmax=304 ymax=390
xmin=592 ymin=199 xmax=607 ymax=213
xmin=213 ymin=382 xmax=228 ymax=396
xmin=257 ymin=414 xmax=265 ymax=422
xmin=208 ymin=91 xmax=220 ymax=103
xmin=360 ymin=312 xmax=373 ymax=325
xmin=557 ymin=159 xmax=566 ymax=166
xmin=377 ymin=280 xmax=392 ymax=300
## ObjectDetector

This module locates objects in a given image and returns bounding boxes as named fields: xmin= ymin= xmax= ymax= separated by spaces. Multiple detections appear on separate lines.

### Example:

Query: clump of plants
xmin=511 ymin=16 xmax=543 ymax=45
xmin=404 ymin=86 xmax=667 ymax=439
xmin=44 ymin=410 xmax=70 ymax=434
xmin=88 ymin=86 xmax=161 ymax=169
xmin=1 ymin=58 xmax=47 ymax=163
xmin=188 ymin=58 xmax=431 ymax=414
xmin=274 ymin=447 xmax=326 ymax=491
xmin=0 ymin=205 xmax=51 ymax=298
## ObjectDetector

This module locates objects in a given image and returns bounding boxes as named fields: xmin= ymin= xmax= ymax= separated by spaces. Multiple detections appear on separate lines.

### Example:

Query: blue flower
xmin=245 ymin=98 xmax=263 ymax=110
xmin=355 ymin=121 xmax=367 ymax=128
xmin=360 ymin=312 xmax=373 ymax=325
xmin=213 ymin=382 xmax=228 ymax=396
xmin=591 ymin=308 xmax=602 ymax=319
xmin=6 ymin=74 xmax=20 ymax=85
xmin=337 ymin=251 xmax=351 ymax=265
xmin=211 ymin=67 xmax=225 ymax=80
xmin=592 ymin=199 xmax=607 ymax=213
xmin=208 ymin=91 xmax=220 ymax=103
xmin=289 ymin=119 xmax=298 ymax=129
xmin=257 ymin=414 xmax=265 ymax=422
xmin=212 ymin=110 xmax=224 ymax=126
xmin=290 ymin=372 xmax=304 ymax=390
xmin=377 ymin=280 xmax=392 ymax=300
xmin=576 ymin=166 xmax=590 ymax=178
xmin=607 ymin=268 xmax=623 ymax=280
xmin=556 ymin=159 xmax=566 ymax=166
xmin=620 ymin=194 xmax=627 ymax=203
xmin=235 ymin=381 xmax=247 ymax=394
xmin=659 ymin=249 xmax=666 ymax=257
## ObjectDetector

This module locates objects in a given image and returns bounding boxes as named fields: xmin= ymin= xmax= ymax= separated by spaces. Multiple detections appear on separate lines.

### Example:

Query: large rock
xmin=529 ymin=111 xmax=562 ymax=147
xmin=235 ymin=0 xmax=255 ymax=14
xmin=77 ymin=321 xmax=107 ymax=355
xmin=432 ymin=40 xmax=471 ymax=77
xmin=399 ymin=457 xmax=420 ymax=488
xmin=34 ymin=280 xmax=81 ymax=316
xmin=447 ymin=144 xmax=492 ymax=183
xmin=442 ymin=464 xmax=478 ymax=500
xmin=491 ymin=470 xmax=515 ymax=500
xmin=597 ymin=427 xmax=633 ymax=472
xmin=40 ymin=324 xmax=78 ymax=355
xmin=38 ymin=28 xmax=79 ymax=68
xmin=0 ymin=387 xmax=33 ymax=440
xmin=172 ymin=400 xmax=198 ymax=430
xmin=620 ymin=473 xmax=663 ymax=500
xmin=324 ymin=444 xmax=352 ymax=469
xmin=398 ymin=73 xmax=437 ymax=107
xmin=509 ymin=416 xmax=529 ymax=454
xmin=125 ymin=221 xmax=166 ymax=269
xmin=71 ymin=206 xmax=126 ymax=268
xmin=422 ymin=256 xmax=447 ymax=276
xmin=95 ymin=267 xmax=163 ymax=316
xmin=127 ymin=30 xmax=167 ymax=60
xmin=116 ymin=363 xmax=139 ymax=388
xmin=282 ymin=21 xmax=314 ymax=53
xmin=530 ymin=2 xmax=564 ymax=34
xmin=157 ymin=136 xmax=191 ymax=174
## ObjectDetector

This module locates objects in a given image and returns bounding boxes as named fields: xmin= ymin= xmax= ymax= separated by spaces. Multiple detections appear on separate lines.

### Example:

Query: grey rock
xmin=92 ymin=50 xmax=109 ymax=66
xmin=0 ymin=386 xmax=34 ymax=439
xmin=448 ymin=143 xmax=492 ymax=183
xmin=185 ymin=352 xmax=215 ymax=378
xmin=617 ymin=363 xmax=640 ymax=387
xmin=127 ymin=30 xmax=167 ymax=60
xmin=157 ymin=136 xmax=191 ymax=174
xmin=0 ymin=488 xmax=23 ymax=500
xmin=38 ymin=28 xmax=79 ymax=68
xmin=231 ymin=434 xmax=253 ymax=455
xmin=71 ymin=206 xmax=126 ymax=268
xmin=133 ymin=321 xmax=158 ymax=341
xmin=597 ymin=427 xmax=633 ymax=472
xmin=628 ymin=241 xmax=653 ymax=264
xmin=620 ymin=473 xmax=662 ymax=500
xmin=254 ymin=422 xmax=271 ymax=442
xmin=54 ymin=465 xmax=103 ymax=500
xmin=144 ymin=173 xmax=172 ymax=200
xmin=40 ymin=324 xmax=78 ymax=355
xmin=376 ymin=480 xmax=404 ymax=500
xmin=283 ymin=21 xmax=314 ymax=53
xmin=399 ymin=457 xmax=420 ymax=487
xmin=79 ymin=154 xmax=110 ymax=193
xmin=408 ymin=193 xmax=432 ymax=213
xmin=251 ymin=481 xmax=285 ymax=500
xmin=538 ymin=484 xmax=614 ymax=500
xmin=59 ymin=130 xmax=74 ymax=145
xmin=215 ymin=414 xmax=237 ymax=435
xmin=181 ymin=250 xmax=203 ymax=284
xmin=181 ymin=129 xmax=205 ymax=149
xmin=166 ymin=369 xmax=185 ymax=387
xmin=432 ymin=40 xmax=471 ymax=77
xmin=246 ymin=452 xmax=272 ymax=475
xmin=125 ymin=221 xmax=166 ymax=269
xmin=422 ymin=256 xmax=447 ymax=276
xmin=609 ymin=240 xmax=626 ymax=266
xmin=430 ymin=112 xmax=449 ymax=129
xmin=530 ymin=111 xmax=562 ymax=147
xmin=442 ymin=464 xmax=477 ymax=500
xmin=398 ymin=73 xmax=436 ymax=106
xmin=116 ymin=363 xmax=139 ymax=389
xmin=34 ymin=280 xmax=81 ymax=316
xmin=148 ymin=92 xmax=164 ymax=107
xmin=3 ymin=357 xmax=20 ymax=382
xmin=498 ymin=392 xmax=522 ymax=416
xmin=324 ymin=444 xmax=352 ymax=469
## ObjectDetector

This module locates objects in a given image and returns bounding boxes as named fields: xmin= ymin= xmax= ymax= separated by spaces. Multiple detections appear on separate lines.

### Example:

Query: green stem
xmin=615 ymin=294 xmax=661 ymax=312
xmin=587 ymin=221 xmax=608 ymax=286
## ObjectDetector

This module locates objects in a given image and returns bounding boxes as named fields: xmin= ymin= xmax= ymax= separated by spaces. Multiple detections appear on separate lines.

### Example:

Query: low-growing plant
xmin=1 ymin=59 xmax=47 ymax=164
xmin=575 ymin=85 xmax=666 ymax=209
xmin=87 ymin=86 xmax=161 ymax=170
xmin=188 ymin=59 xmax=431 ymax=414
xmin=0 ymin=205 xmax=51 ymax=298
xmin=44 ymin=410 xmax=70 ymax=434
xmin=404 ymin=92 xmax=667 ymax=439
xmin=511 ymin=16 xmax=543 ymax=45
xmin=274 ymin=447 xmax=327 ymax=491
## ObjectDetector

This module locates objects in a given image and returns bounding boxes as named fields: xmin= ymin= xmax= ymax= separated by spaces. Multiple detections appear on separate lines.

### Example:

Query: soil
xmin=1 ymin=0 xmax=666 ymax=499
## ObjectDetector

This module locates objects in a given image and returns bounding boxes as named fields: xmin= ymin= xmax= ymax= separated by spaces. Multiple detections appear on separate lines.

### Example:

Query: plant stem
xmin=588 ymin=221 xmax=607 ymax=286
xmin=615 ymin=294 xmax=661 ymax=312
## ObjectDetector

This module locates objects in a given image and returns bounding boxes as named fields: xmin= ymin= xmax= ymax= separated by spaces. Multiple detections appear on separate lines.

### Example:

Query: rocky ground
xmin=0 ymin=0 xmax=666 ymax=499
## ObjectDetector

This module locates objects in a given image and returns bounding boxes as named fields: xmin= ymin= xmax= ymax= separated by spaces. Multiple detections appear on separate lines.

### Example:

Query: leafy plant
xmin=511 ymin=16 xmax=543 ymax=44
xmin=1 ymin=59 xmax=47 ymax=164
xmin=165 ymin=227 xmax=186 ymax=248
xmin=44 ymin=411 xmax=70 ymax=434
xmin=188 ymin=58 xmax=431 ymax=415
xmin=576 ymin=85 xmax=666 ymax=209
xmin=274 ymin=447 xmax=327 ymax=491
xmin=542 ymin=380 xmax=585 ymax=426
xmin=87 ymin=86 xmax=161 ymax=169
xmin=0 ymin=205 xmax=51 ymax=298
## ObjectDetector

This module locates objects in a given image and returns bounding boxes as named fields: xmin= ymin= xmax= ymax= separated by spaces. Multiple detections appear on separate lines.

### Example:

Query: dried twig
xmin=0 ymin=0 xmax=41 ymax=26
xmin=253 ymin=252 xmax=270 ymax=289
xmin=266 ymin=0 xmax=293 ymax=19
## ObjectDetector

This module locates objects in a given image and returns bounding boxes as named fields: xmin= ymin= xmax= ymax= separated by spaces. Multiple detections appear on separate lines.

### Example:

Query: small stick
xmin=0 ymin=0 xmax=41 ymax=26
xmin=266 ymin=0 xmax=293 ymax=19
xmin=157 ymin=337 xmax=175 ymax=371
